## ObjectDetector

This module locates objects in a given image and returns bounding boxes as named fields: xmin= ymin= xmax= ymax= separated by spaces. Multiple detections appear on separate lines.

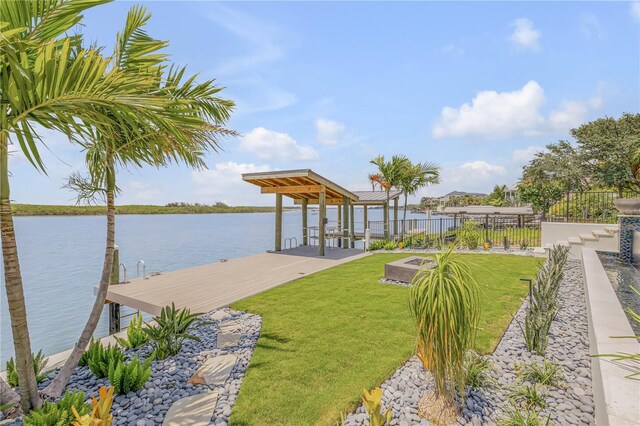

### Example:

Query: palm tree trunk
xmin=43 ymin=152 xmax=116 ymax=398
xmin=0 ymin=133 xmax=41 ymax=412
xmin=385 ymin=189 xmax=390 ymax=239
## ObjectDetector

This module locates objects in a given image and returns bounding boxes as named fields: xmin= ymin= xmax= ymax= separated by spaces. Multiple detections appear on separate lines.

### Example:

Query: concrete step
xmin=605 ymin=226 xmax=619 ymax=235
xmin=580 ymin=233 xmax=598 ymax=242
xmin=593 ymin=230 xmax=614 ymax=239
xmin=567 ymin=237 xmax=584 ymax=245
xmin=163 ymin=391 xmax=218 ymax=426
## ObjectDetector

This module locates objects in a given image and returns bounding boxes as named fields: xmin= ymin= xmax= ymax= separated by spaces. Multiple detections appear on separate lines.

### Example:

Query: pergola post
xmin=319 ymin=191 xmax=326 ymax=256
xmin=393 ymin=198 xmax=399 ymax=238
xmin=337 ymin=202 xmax=342 ymax=247
xmin=302 ymin=197 xmax=308 ymax=245
xmin=275 ymin=193 xmax=283 ymax=251
xmin=363 ymin=206 xmax=368 ymax=231
xmin=350 ymin=204 xmax=355 ymax=248
xmin=342 ymin=196 xmax=349 ymax=249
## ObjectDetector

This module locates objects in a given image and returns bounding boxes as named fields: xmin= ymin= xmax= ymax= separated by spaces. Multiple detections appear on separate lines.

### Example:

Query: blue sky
xmin=9 ymin=1 xmax=640 ymax=206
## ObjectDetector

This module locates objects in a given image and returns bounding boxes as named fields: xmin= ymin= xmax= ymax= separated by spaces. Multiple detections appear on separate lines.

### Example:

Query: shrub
xmin=107 ymin=356 xmax=152 ymax=394
xmin=86 ymin=343 xmax=125 ymax=379
xmin=367 ymin=240 xmax=386 ymax=251
xmin=458 ymin=220 xmax=481 ymax=250
xmin=24 ymin=390 xmax=90 ymax=426
xmin=114 ymin=313 xmax=149 ymax=349
xmin=517 ymin=360 xmax=564 ymax=387
xmin=143 ymin=303 xmax=204 ymax=360
xmin=383 ymin=240 xmax=397 ymax=251
xmin=409 ymin=247 xmax=479 ymax=403
xmin=6 ymin=349 xmax=48 ymax=387
xmin=465 ymin=351 xmax=493 ymax=389
xmin=498 ymin=406 xmax=551 ymax=426
xmin=361 ymin=387 xmax=392 ymax=426
xmin=72 ymin=386 xmax=114 ymax=425
xmin=508 ymin=384 xmax=547 ymax=410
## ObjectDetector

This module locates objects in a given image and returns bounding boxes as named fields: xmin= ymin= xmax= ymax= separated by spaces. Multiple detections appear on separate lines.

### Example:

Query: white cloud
xmin=460 ymin=161 xmax=507 ymax=177
xmin=512 ymin=146 xmax=544 ymax=164
xmin=120 ymin=181 xmax=162 ymax=203
xmin=192 ymin=161 xmax=272 ymax=205
xmin=432 ymin=81 xmax=603 ymax=139
xmin=315 ymin=119 xmax=345 ymax=145
xmin=239 ymin=127 xmax=318 ymax=162
xmin=441 ymin=44 xmax=464 ymax=56
xmin=580 ymin=13 xmax=605 ymax=39
xmin=509 ymin=18 xmax=541 ymax=51
xmin=631 ymin=2 xmax=640 ymax=21
xmin=430 ymin=161 xmax=509 ymax=196
xmin=432 ymin=80 xmax=546 ymax=139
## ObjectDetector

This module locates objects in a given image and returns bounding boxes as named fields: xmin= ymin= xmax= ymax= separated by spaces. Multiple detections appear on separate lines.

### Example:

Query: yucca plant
xmin=409 ymin=247 xmax=480 ymax=413
xmin=361 ymin=387 xmax=392 ymax=426
xmin=72 ymin=386 xmax=114 ymax=426
xmin=517 ymin=360 xmax=564 ymax=387
xmin=23 ymin=390 xmax=90 ymax=426
xmin=86 ymin=344 xmax=125 ymax=379
xmin=6 ymin=350 xmax=49 ymax=387
xmin=114 ymin=313 xmax=149 ymax=349
xmin=458 ymin=221 xmax=481 ymax=250
xmin=107 ymin=356 xmax=152 ymax=394
xmin=508 ymin=384 xmax=547 ymax=410
xmin=143 ymin=303 xmax=204 ymax=360
xmin=498 ymin=406 xmax=551 ymax=426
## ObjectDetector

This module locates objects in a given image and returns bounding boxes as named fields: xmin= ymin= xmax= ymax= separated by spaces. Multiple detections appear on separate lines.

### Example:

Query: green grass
xmin=10 ymin=203 xmax=295 ymax=216
xmin=230 ymin=253 xmax=541 ymax=425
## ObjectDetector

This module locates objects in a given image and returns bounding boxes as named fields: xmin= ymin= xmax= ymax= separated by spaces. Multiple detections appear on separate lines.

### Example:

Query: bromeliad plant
xmin=361 ymin=387 xmax=392 ymax=426
xmin=114 ymin=313 xmax=149 ymax=349
xmin=23 ymin=390 xmax=90 ymax=426
xmin=107 ymin=356 xmax=152 ymax=394
xmin=6 ymin=350 xmax=48 ymax=388
xmin=72 ymin=386 xmax=114 ymax=426
xmin=143 ymin=303 xmax=204 ymax=360
xmin=409 ymin=247 xmax=480 ymax=418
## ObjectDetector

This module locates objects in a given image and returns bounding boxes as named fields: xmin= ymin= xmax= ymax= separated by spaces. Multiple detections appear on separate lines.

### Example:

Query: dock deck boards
xmin=105 ymin=246 xmax=368 ymax=316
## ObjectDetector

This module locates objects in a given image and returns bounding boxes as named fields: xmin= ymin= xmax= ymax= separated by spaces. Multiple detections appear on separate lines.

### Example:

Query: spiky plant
xmin=114 ymin=313 xmax=149 ymax=349
xmin=518 ymin=360 xmax=564 ymax=387
xmin=86 ymin=344 xmax=125 ymax=379
xmin=5 ymin=350 xmax=48 ymax=387
xmin=458 ymin=220 xmax=481 ymax=250
xmin=508 ymin=384 xmax=547 ymax=410
xmin=107 ymin=356 xmax=152 ymax=394
xmin=23 ymin=390 xmax=89 ymax=426
xmin=409 ymin=247 xmax=480 ymax=403
xmin=464 ymin=350 xmax=494 ymax=389
xmin=143 ymin=303 xmax=204 ymax=359
xmin=498 ymin=406 xmax=551 ymax=426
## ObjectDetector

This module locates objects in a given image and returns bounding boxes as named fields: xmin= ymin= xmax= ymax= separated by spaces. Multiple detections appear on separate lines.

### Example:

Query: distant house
xmin=437 ymin=191 xmax=487 ymax=209
xmin=503 ymin=185 xmax=520 ymax=206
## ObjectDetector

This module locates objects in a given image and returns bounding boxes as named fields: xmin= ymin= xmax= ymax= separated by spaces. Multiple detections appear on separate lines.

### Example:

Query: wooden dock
xmin=104 ymin=246 xmax=369 ymax=316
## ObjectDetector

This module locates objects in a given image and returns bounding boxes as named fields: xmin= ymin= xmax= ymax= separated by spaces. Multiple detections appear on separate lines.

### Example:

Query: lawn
xmin=230 ymin=253 xmax=541 ymax=425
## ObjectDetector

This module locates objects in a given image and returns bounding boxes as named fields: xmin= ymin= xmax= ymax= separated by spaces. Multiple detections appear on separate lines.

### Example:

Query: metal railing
xmin=546 ymin=191 xmax=639 ymax=224
xmin=365 ymin=216 xmax=541 ymax=248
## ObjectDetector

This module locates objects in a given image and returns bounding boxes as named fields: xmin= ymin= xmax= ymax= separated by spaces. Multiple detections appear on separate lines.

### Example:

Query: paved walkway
xmin=105 ymin=246 xmax=368 ymax=316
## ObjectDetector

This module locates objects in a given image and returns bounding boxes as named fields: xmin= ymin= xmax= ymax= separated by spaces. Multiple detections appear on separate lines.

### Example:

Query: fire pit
xmin=384 ymin=256 xmax=437 ymax=284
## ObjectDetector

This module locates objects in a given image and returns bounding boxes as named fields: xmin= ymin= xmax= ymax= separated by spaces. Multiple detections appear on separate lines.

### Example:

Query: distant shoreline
xmin=11 ymin=204 xmax=300 ymax=216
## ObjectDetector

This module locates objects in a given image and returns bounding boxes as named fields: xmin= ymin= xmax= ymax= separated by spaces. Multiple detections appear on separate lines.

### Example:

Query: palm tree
xmin=42 ymin=5 xmax=236 ymax=398
xmin=398 ymin=161 xmax=440 ymax=239
xmin=368 ymin=173 xmax=382 ymax=191
xmin=0 ymin=0 xmax=196 ymax=411
xmin=370 ymin=155 xmax=411 ymax=238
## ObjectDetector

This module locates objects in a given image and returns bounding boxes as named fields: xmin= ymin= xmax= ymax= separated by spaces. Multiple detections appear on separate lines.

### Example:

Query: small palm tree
xmin=43 ymin=5 xmax=236 ymax=398
xmin=370 ymin=155 xmax=411 ymax=238
xmin=398 ymin=161 xmax=440 ymax=239
xmin=409 ymin=248 xmax=480 ymax=419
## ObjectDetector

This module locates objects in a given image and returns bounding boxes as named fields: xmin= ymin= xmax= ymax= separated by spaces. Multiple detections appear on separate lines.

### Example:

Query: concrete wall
xmin=581 ymin=248 xmax=640 ymax=425
xmin=541 ymin=222 xmax=619 ymax=253
xmin=634 ymin=230 xmax=640 ymax=266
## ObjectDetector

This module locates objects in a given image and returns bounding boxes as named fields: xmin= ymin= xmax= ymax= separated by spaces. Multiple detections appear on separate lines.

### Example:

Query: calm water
xmin=599 ymin=252 xmax=640 ymax=338
xmin=0 ymin=208 xmax=429 ymax=364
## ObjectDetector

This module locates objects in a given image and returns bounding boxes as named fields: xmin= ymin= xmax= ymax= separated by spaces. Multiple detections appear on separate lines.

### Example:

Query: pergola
xmin=351 ymin=190 xmax=402 ymax=238
xmin=242 ymin=169 xmax=359 ymax=256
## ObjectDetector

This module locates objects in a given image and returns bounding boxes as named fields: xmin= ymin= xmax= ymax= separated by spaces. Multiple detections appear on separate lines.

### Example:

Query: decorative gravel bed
xmin=5 ymin=308 xmax=261 ymax=426
xmin=346 ymin=258 xmax=595 ymax=426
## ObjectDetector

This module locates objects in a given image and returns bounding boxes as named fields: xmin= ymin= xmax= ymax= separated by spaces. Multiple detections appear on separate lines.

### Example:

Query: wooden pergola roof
xmin=242 ymin=169 xmax=359 ymax=205
xmin=351 ymin=190 xmax=402 ymax=206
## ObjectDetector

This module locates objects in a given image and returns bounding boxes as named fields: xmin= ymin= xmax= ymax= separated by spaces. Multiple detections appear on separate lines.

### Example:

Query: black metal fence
xmin=364 ymin=216 xmax=541 ymax=248
xmin=546 ymin=191 xmax=639 ymax=224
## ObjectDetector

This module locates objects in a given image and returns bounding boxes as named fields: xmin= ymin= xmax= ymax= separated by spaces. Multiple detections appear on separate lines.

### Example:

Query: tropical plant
xmin=383 ymin=241 xmax=397 ymax=251
xmin=23 ymin=390 xmax=90 ymax=426
xmin=79 ymin=338 xmax=100 ymax=367
xmin=508 ymin=384 xmax=547 ymax=410
xmin=143 ymin=303 xmax=204 ymax=360
xmin=45 ymin=4 xmax=236 ymax=398
xmin=517 ymin=360 xmax=564 ymax=387
xmin=71 ymin=386 xmax=114 ymax=426
xmin=361 ymin=388 xmax=392 ymax=426
xmin=370 ymin=155 xmax=411 ymax=238
xmin=397 ymin=161 xmax=440 ymax=239
xmin=498 ymin=406 xmax=551 ymax=426
xmin=86 ymin=344 xmax=125 ymax=379
xmin=107 ymin=356 xmax=152 ymax=394
xmin=367 ymin=240 xmax=387 ymax=251
xmin=409 ymin=247 xmax=480 ymax=408
xmin=114 ymin=313 xmax=149 ymax=349
xmin=5 ymin=350 xmax=48 ymax=388
xmin=464 ymin=351 xmax=493 ymax=389
xmin=483 ymin=240 xmax=491 ymax=251
xmin=458 ymin=220 xmax=481 ymax=250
